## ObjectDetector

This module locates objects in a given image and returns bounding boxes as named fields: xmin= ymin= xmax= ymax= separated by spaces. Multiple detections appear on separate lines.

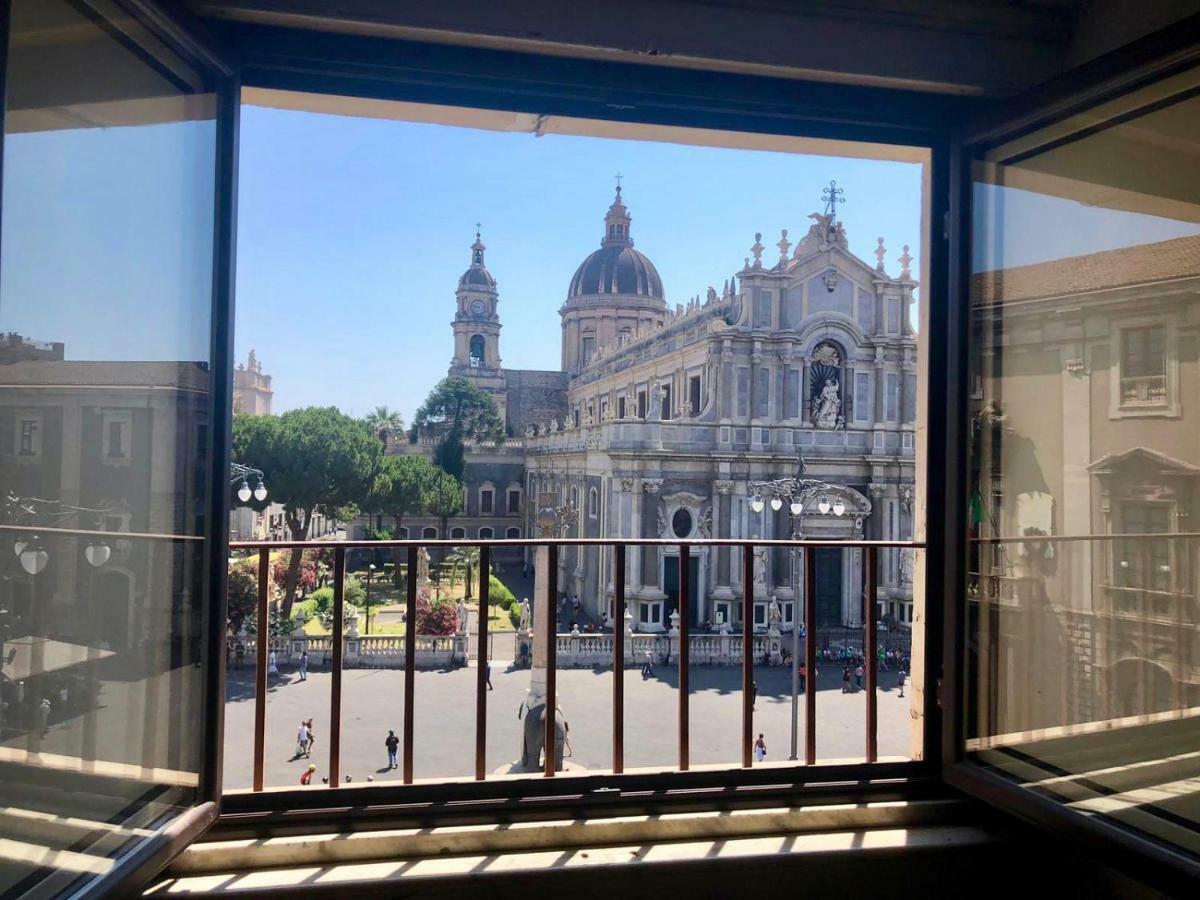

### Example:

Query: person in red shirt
xmin=300 ymin=764 xmax=316 ymax=785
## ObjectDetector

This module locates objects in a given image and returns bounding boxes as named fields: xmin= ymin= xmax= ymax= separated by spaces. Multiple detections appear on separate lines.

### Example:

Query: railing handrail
xmin=238 ymin=538 xmax=897 ymax=793
xmin=972 ymin=532 xmax=1200 ymax=545
xmin=0 ymin=522 xmax=202 ymax=542
xmin=229 ymin=537 xmax=925 ymax=550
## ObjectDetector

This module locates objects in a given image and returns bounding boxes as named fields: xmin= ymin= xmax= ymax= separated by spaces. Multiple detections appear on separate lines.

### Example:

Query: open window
xmin=0 ymin=0 xmax=237 ymax=895
xmin=951 ymin=47 xmax=1200 ymax=881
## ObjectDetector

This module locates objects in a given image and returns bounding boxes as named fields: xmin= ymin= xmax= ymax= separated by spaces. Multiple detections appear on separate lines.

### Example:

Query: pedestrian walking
xmin=300 ymin=764 xmax=316 ymax=785
xmin=304 ymin=718 xmax=315 ymax=757
xmin=751 ymin=680 xmax=759 ymax=711
xmin=234 ymin=642 xmax=245 ymax=670
xmin=753 ymin=733 xmax=767 ymax=763
xmin=295 ymin=720 xmax=310 ymax=758
xmin=642 ymin=648 xmax=655 ymax=679
xmin=39 ymin=697 xmax=51 ymax=736
xmin=842 ymin=667 xmax=851 ymax=693
xmin=798 ymin=663 xmax=807 ymax=693
xmin=485 ymin=660 xmax=493 ymax=691
xmin=268 ymin=649 xmax=279 ymax=678
xmin=898 ymin=669 xmax=907 ymax=698
xmin=855 ymin=665 xmax=864 ymax=690
xmin=298 ymin=650 xmax=308 ymax=681
xmin=385 ymin=730 xmax=399 ymax=769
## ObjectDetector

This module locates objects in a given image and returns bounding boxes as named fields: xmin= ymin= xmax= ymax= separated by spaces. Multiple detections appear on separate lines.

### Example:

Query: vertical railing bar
xmin=804 ymin=546 xmax=817 ymax=766
xmin=330 ymin=546 xmax=346 ymax=787
xmin=403 ymin=545 xmax=418 ymax=784
xmin=252 ymin=547 xmax=269 ymax=792
xmin=475 ymin=545 xmax=490 ymax=781
xmin=865 ymin=546 xmax=878 ymax=764
xmin=741 ymin=542 xmax=753 ymax=768
xmin=678 ymin=544 xmax=690 ymax=771
xmin=544 ymin=543 xmax=558 ymax=777
xmin=613 ymin=544 xmax=625 ymax=774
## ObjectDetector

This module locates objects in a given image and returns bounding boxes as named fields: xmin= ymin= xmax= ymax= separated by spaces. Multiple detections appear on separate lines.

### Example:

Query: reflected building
xmin=970 ymin=233 xmax=1200 ymax=735
xmin=400 ymin=186 xmax=919 ymax=635
xmin=0 ymin=344 xmax=210 ymax=771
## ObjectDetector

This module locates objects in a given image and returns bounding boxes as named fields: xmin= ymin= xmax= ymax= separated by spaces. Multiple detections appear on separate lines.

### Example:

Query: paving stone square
xmin=224 ymin=659 xmax=913 ymax=789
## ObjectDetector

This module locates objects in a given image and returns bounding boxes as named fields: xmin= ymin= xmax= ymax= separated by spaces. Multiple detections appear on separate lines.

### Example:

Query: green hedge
xmin=488 ymin=574 xmax=516 ymax=609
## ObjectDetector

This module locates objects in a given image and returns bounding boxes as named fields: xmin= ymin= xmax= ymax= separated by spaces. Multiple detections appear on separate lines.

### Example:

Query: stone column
xmin=641 ymin=479 xmax=662 ymax=588
xmin=527 ymin=540 xmax=552 ymax=710
xmin=713 ymin=480 xmax=735 ymax=598
xmin=627 ymin=478 xmax=643 ymax=594
xmin=719 ymin=340 xmax=734 ymax=450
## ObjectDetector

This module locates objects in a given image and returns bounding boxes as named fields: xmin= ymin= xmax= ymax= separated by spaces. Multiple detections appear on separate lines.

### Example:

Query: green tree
xmin=413 ymin=377 xmax=502 ymax=481
xmin=364 ymin=405 xmax=405 ymax=441
xmin=448 ymin=546 xmax=481 ymax=599
xmin=378 ymin=454 xmax=438 ymax=535
xmin=226 ymin=561 xmax=259 ymax=632
xmin=234 ymin=407 xmax=385 ymax=616
xmin=426 ymin=470 xmax=463 ymax=563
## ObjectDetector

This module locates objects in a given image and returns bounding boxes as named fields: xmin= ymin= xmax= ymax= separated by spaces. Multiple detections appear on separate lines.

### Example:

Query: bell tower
xmin=449 ymin=227 xmax=507 ymax=421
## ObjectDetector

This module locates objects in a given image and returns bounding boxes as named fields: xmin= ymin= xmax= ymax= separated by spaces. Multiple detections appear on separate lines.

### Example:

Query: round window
xmin=671 ymin=508 xmax=693 ymax=539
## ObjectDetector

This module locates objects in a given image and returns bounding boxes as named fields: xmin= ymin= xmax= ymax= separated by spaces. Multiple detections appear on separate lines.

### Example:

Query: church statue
xmin=648 ymin=383 xmax=662 ymax=422
xmin=753 ymin=544 xmax=769 ymax=589
xmin=767 ymin=596 xmax=782 ymax=633
xmin=456 ymin=598 xmax=468 ymax=634
xmin=519 ymin=597 xmax=532 ymax=632
xmin=815 ymin=378 xmax=841 ymax=430
xmin=900 ymin=548 xmax=914 ymax=584
xmin=416 ymin=546 xmax=431 ymax=586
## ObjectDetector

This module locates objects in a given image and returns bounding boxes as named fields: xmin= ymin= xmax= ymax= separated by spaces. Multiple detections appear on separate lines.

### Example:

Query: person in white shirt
xmin=295 ymin=721 xmax=310 ymax=758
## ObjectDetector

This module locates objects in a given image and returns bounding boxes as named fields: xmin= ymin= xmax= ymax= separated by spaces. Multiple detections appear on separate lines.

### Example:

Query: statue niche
xmin=810 ymin=341 xmax=844 ymax=430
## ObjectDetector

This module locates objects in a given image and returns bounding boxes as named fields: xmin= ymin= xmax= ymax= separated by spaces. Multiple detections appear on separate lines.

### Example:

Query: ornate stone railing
xmin=241 ymin=632 xmax=466 ymax=670
xmin=551 ymin=629 xmax=783 ymax=668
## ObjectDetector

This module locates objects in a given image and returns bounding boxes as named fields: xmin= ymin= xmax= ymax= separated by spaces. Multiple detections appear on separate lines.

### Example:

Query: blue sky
xmin=233 ymin=105 xmax=925 ymax=417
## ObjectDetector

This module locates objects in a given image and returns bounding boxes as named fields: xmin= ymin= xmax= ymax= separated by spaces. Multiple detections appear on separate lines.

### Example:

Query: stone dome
xmin=458 ymin=230 xmax=497 ymax=291
xmin=459 ymin=265 xmax=496 ymax=289
xmin=568 ymin=244 xmax=663 ymax=300
xmin=565 ymin=185 xmax=665 ymax=305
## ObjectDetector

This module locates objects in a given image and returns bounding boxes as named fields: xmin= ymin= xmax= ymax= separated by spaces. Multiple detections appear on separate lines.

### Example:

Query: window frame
xmin=0 ymin=0 xmax=240 ymax=894
xmin=1111 ymin=318 xmax=1180 ymax=418
xmin=943 ymin=18 xmax=1200 ymax=893
xmin=130 ymin=0 xmax=982 ymax=861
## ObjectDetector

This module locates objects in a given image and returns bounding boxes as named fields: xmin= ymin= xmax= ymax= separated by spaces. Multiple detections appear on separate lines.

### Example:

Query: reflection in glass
xmin=0 ymin=0 xmax=216 ymax=894
xmin=966 ymin=74 xmax=1200 ymax=858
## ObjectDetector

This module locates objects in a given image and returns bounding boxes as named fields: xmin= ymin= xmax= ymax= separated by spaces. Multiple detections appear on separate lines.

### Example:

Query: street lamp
xmin=746 ymin=448 xmax=851 ymax=760
xmin=4 ymin=494 xmax=113 ymax=575
xmin=365 ymin=563 xmax=376 ymax=635
xmin=231 ymin=462 xmax=268 ymax=506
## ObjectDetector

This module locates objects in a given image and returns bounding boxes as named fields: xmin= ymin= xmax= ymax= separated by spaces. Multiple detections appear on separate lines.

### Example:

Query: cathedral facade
xmin=398 ymin=185 xmax=918 ymax=634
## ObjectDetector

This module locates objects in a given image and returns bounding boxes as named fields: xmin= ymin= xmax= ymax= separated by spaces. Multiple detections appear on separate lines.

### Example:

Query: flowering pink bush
xmin=414 ymin=589 xmax=457 ymax=635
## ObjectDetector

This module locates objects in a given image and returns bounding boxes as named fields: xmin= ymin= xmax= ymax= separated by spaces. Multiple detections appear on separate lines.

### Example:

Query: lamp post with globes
xmin=746 ymin=448 xmax=849 ymax=760
xmin=231 ymin=463 xmax=268 ymax=505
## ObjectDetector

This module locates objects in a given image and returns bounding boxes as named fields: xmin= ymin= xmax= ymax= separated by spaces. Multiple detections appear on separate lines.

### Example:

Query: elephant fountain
xmin=518 ymin=701 xmax=569 ymax=771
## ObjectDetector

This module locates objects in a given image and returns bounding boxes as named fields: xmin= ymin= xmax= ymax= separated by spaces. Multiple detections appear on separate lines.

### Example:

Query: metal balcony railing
xmin=228 ymin=536 xmax=921 ymax=791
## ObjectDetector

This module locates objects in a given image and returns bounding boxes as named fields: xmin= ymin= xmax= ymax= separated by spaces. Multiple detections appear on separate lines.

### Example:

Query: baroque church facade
xmin=396 ymin=185 xmax=918 ymax=634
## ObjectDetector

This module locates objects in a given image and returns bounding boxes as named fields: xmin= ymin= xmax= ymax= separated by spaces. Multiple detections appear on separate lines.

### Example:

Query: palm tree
xmin=448 ymin=546 xmax=481 ymax=600
xmin=364 ymin=405 xmax=405 ymax=441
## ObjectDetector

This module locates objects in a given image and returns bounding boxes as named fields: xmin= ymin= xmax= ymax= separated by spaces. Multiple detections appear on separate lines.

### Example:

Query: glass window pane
xmin=0 ymin=0 xmax=217 ymax=894
xmin=966 ymin=68 xmax=1200 ymax=859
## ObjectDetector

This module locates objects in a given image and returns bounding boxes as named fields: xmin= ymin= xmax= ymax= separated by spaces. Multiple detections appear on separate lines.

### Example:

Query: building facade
xmin=969 ymin=234 xmax=1200 ymax=736
xmin=403 ymin=186 xmax=919 ymax=633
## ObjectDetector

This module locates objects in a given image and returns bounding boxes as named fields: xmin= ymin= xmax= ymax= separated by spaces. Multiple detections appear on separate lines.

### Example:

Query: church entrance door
xmin=662 ymin=555 xmax=701 ymax=629
xmin=813 ymin=548 xmax=843 ymax=629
